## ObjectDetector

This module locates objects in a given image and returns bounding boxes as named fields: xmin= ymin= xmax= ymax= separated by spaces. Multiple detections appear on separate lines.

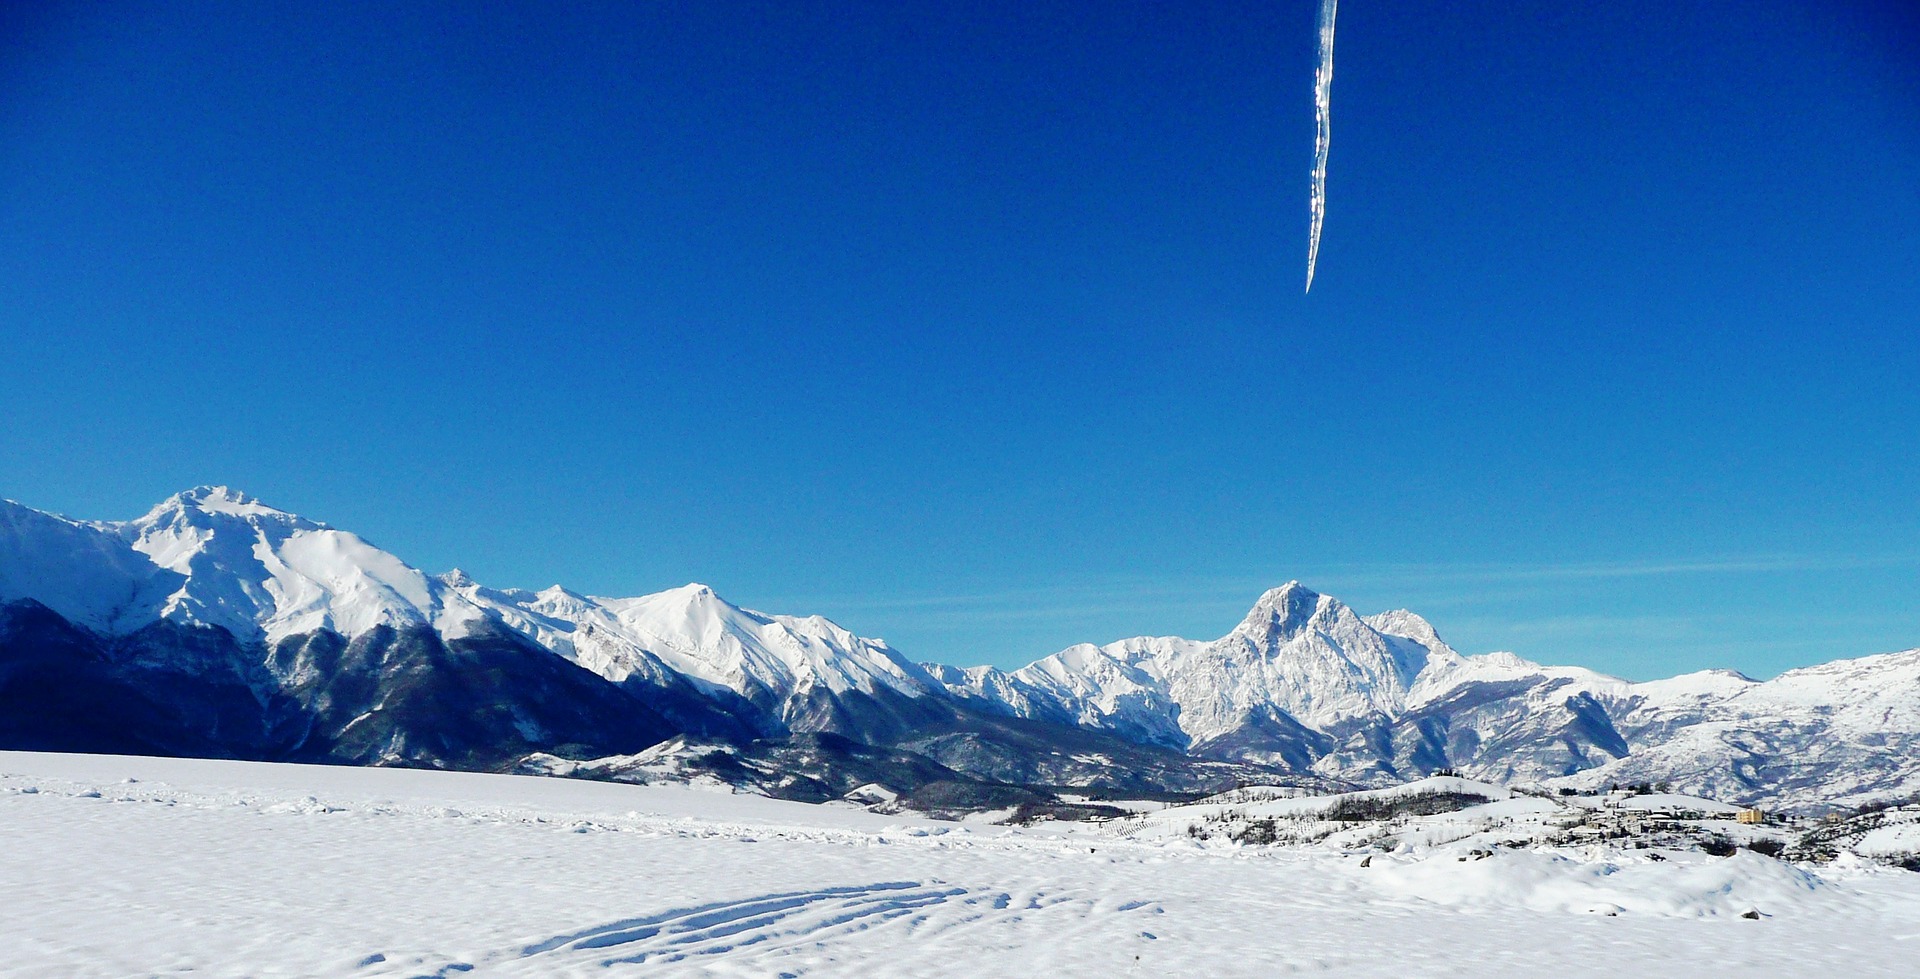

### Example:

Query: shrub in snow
xmin=1231 ymin=819 xmax=1280 ymax=846
xmin=1325 ymin=789 xmax=1493 ymax=822
xmin=1700 ymin=835 xmax=1738 ymax=857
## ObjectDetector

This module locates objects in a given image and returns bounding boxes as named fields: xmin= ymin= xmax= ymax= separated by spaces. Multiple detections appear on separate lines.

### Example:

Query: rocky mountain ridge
xmin=3 ymin=487 xmax=1914 ymax=812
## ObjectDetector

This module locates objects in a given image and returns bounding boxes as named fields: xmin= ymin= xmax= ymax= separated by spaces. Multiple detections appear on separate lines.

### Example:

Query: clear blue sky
xmin=3 ymin=1 xmax=1916 ymax=679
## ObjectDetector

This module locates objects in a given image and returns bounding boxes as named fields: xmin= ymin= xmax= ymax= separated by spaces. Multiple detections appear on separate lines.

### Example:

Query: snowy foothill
xmin=5 ymin=753 xmax=1920 ymax=977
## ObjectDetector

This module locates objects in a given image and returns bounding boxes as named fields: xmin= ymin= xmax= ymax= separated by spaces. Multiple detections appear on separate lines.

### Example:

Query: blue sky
xmin=3 ymin=1 xmax=1916 ymax=678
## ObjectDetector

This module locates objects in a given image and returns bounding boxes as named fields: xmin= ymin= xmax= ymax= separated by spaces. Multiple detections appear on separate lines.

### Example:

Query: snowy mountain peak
xmin=1231 ymin=581 xmax=1325 ymax=643
xmin=609 ymin=583 xmax=736 ymax=629
xmin=1480 ymin=651 xmax=1539 ymax=670
xmin=1363 ymin=609 xmax=1449 ymax=653
xmin=1 ymin=491 xmax=478 ymax=643
xmin=143 ymin=486 xmax=308 ymax=525
xmin=126 ymin=491 xmax=453 ymax=642
xmin=929 ymin=583 xmax=1453 ymax=754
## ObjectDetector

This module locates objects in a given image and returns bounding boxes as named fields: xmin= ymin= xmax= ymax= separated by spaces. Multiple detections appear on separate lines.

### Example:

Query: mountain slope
xmin=1550 ymin=648 xmax=1920 ymax=809
xmin=267 ymin=620 xmax=681 ymax=769
xmin=0 ymin=599 xmax=294 ymax=759
xmin=0 ymin=499 xmax=182 ymax=634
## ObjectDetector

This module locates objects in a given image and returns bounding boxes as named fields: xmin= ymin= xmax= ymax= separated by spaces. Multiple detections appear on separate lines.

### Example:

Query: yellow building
xmin=1736 ymin=808 xmax=1765 ymax=824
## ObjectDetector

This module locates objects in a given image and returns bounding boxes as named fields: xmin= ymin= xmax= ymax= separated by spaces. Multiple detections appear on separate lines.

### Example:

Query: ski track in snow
xmin=4 ymin=753 xmax=1920 ymax=977
xmin=496 ymin=883 xmax=1099 ymax=975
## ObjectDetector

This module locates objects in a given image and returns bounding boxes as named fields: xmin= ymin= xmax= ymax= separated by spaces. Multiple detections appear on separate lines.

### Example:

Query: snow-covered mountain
xmin=0 ymin=489 xmax=1259 ymax=795
xmin=0 ymin=488 xmax=698 ymax=767
xmin=934 ymin=583 xmax=1606 ymax=773
xmin=0 ymin=488 xmax=951 ymax=737
xmin=3 ymin=488 xmax=1916 ymax=811
xmin=0 ymin=487 xmax=483 ymax=643
xmin=437 ymin=576 xmax=950 ymax=740
xmin=932 ymin=581 xmax=1920 ymax=808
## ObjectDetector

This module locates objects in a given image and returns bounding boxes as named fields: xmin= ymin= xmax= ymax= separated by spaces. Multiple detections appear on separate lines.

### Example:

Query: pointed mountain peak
xmin=1235 ymin=581 xmax=1329 ymax=642
xmin=1254 ymin=580 xmax=1318 ymax=604
xmin=439 ymin=568 xmax=477 ymax=589
xmin=605 ymin=582 xmax=754 ymax=631
xmin=535 ymin=583 xmax=585 ymax=600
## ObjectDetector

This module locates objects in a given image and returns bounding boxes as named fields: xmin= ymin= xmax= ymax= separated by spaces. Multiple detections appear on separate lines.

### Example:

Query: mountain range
xmin=2 ymin=486 xmax=1914 ymax=813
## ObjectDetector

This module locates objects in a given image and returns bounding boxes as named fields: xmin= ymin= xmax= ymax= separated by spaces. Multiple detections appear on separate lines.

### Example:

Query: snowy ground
xmin=4 ymin=753 xmax=1919 ymax=977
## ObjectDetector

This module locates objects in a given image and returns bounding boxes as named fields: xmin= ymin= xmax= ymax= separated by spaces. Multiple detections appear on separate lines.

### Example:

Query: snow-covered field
xmin=4 ymin=753 xmax=1919 ymax=977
